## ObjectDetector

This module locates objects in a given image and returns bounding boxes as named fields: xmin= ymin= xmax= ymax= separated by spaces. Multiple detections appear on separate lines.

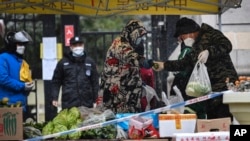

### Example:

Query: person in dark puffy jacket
xmin=169 ymin=20 xmax=206 ymax=119
xmin=51 ymin=36 xmax=99 ymax=109
xmin=153 ymin=17 xmax=238 ymax=120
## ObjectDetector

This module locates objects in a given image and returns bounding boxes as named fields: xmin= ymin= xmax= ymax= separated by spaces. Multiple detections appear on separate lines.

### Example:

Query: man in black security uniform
xmin=51 ymin=36 xmax=99 ymax=110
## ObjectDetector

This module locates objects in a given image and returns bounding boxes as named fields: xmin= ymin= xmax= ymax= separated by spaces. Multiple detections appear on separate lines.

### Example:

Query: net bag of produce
xmin=185 ymin=62 xmax=212 ymax=97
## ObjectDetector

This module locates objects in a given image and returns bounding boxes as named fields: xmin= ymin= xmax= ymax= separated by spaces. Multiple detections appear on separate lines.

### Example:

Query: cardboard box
xmin=173 ymin=131 xmax=230 ymax=141
xmin=196 ymin=117 xmax=231 ymax=132
xmin=0 ymin=107 xmax=23 ymax=140
xmin=159 ymin=114 xmax=197 ymax=137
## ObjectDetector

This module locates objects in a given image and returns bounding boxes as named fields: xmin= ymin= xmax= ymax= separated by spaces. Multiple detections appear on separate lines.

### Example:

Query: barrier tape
xmin=24 ymin=91 xmax=229 ymax=141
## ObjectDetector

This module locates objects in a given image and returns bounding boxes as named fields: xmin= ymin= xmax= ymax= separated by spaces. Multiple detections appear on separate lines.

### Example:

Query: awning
xmin=0 ymin=0 xmax=242 ymax=17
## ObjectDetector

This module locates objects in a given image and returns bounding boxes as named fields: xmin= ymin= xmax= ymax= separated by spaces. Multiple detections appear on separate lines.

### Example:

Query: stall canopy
xmin=0 ymin=0 xmax=242 ymax=17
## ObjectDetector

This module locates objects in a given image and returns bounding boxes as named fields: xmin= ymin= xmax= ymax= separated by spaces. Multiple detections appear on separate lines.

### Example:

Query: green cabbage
xmin=67 ymin=107 xmax=81 ymax=125
xmin=69 ymin=107 xmax=81 ymax=118
xmin=53 ymin=124 xmax=68 ymax=139
xmin=53 ymin=109 xmax=68 ymax=127
xmin=68 ymin=124 xmax=82 ymax=139
xmin=42 ymin=121 xmax=54 ymax=135
xmin=186 ymin=82 xmax=211 ymax=97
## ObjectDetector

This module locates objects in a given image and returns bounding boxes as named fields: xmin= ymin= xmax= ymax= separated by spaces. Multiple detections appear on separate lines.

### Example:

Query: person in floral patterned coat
xmin=98 ymin=19 xmax=148 ymax=113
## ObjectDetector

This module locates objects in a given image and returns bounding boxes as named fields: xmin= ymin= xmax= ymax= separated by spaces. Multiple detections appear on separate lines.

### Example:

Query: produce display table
xmin=47 ymin=139 xmax=171 ymax=141
xmin=124 ymin=139 xmax=171 ymax=141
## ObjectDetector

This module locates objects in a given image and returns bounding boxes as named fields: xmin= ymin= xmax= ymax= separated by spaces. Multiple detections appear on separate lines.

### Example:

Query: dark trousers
xmin=205 ymin=95 xmax=233 ymax=121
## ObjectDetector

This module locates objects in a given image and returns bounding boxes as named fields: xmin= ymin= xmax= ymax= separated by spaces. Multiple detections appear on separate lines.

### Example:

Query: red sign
xmin=64 ymin=25 xmax=74 ymax=46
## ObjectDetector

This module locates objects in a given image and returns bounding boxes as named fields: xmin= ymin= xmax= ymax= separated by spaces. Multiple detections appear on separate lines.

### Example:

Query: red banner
xmin=64 ymin=25 xmax=74 ymax=47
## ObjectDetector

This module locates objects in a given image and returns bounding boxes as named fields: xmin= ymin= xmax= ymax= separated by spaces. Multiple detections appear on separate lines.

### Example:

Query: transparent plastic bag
xmin=185 ymin=62 xmax=212 ymax=97
xmin=163 ymin=86 xmax=184 ymax=114
xmin=170 ymin=86 xmax=185 ymax=113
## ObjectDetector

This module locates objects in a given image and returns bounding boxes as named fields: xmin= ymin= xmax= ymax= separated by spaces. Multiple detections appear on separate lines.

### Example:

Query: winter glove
xmin=95 ymin=96 xmax=103 ymax=105
xmin=183 ymin=38 xmax=195 ymax=47
xmin=198 ymin=50 xmax=209 ymax=63
xmin=25 ymin=82 xmax=34 ymax=91
xmin=152 ymin=61 xmax=164 ymax=71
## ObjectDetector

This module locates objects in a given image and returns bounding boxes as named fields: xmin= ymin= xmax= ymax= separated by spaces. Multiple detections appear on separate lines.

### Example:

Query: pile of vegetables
xmin=186 ymin=82 xmax=211 ymax=97
xmin=23 ymin=106 xmax=118 ymax=140
xmin=79 ymin=109 xmax=117 ymax=139
xmin=40 ymin=107 xmax=117 ymax=140
xmin=23 ymin=122 xmax=45 ymax=138
xmin=42 ymin=107 xmax=83 ymax=139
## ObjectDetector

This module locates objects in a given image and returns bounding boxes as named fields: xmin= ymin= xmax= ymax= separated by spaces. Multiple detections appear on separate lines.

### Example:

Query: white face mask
xmin=16 ymin=45 xmax=25 ymax=55
xmin=183 ymin=38 xmax=195 ymax=47
xmin=71 ymin=46 xmax=84 ymax=57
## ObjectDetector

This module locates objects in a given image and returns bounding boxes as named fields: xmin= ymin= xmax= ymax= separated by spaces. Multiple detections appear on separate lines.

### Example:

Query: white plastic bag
xmin=161 ymin=91 xmax=168 ymax=106
xmin=185 ymin=62 xmax=212 ymax=97
xmin=168 ymin=86 xmax=185 ymax=113
xmin=142 ymin=85 xmax=160 ymax=111
xmin=162 ymin=86 xmax=184 ymax=114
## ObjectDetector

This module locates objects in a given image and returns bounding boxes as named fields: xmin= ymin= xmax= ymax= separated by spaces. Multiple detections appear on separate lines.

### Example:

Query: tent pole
xmin=218 ymin=0 xmax=222 ymax=31
xmin=218 ymin=13 xmax=222 ymax=31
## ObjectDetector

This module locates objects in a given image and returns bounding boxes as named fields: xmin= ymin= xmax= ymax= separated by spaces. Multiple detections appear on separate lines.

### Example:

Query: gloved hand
xmin=25 ymin=82 xmax=34 ymax=91
xmin=198 ymin=50 xmax=209 ymax=63
xmin=95 ymin=96 xmax=103 ymax=105
xmin=152 ymin=61 xmax=164 ymax=71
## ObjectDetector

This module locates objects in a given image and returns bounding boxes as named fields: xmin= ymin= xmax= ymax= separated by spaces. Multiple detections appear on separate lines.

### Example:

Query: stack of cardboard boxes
xmin=158 ymin=114 xmax=231 ymax=141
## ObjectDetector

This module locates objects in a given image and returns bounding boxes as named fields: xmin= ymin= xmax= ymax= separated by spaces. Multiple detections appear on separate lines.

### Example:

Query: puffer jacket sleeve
xmin=200 ymin=23 xmax=232 ymax=58
xmin=0 ymin=55 xmax=25 ymax=92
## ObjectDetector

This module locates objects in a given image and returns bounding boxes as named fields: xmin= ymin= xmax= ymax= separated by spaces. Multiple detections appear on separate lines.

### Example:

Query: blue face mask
xmin=72 ymin=46 xmax=84 ymax=57
xmin=135 ymin=35 xmax=146 ymax=46
xmin=135 ymin=37 xmax=142 ymax=46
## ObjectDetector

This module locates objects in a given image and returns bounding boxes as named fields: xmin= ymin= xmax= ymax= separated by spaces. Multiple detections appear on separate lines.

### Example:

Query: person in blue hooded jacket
xmin=0 ymin=30 xmax=34 ymax=121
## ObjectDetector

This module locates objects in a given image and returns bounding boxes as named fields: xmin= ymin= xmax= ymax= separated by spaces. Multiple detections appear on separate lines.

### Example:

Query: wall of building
xmin=222 ymin=0 xmax=250 ymax=75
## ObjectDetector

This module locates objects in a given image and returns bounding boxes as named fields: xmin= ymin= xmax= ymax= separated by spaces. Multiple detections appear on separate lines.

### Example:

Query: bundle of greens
xmin=42 ymin=107 xmax=82 ymax=139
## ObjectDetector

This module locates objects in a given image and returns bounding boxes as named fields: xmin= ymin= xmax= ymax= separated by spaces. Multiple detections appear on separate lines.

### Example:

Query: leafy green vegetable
xmin=53 ymin=124 xmax=68 ymax=139
xmin=67 ymin=107 xmax=81 ymax=126
xmin=42 ymin=121 xmax=54 ymax=135
xmin=68 ymin=125 xmax=82 ymax=139
xmin=186 ymin=82 xmax=211 ymax=97
xmin=53 ymin=109 xmax=68 ymax=127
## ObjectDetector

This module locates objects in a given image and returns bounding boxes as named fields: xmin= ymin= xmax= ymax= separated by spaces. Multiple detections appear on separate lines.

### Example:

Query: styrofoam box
xmin=159 ymin=114 xmax=197 ymax=137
